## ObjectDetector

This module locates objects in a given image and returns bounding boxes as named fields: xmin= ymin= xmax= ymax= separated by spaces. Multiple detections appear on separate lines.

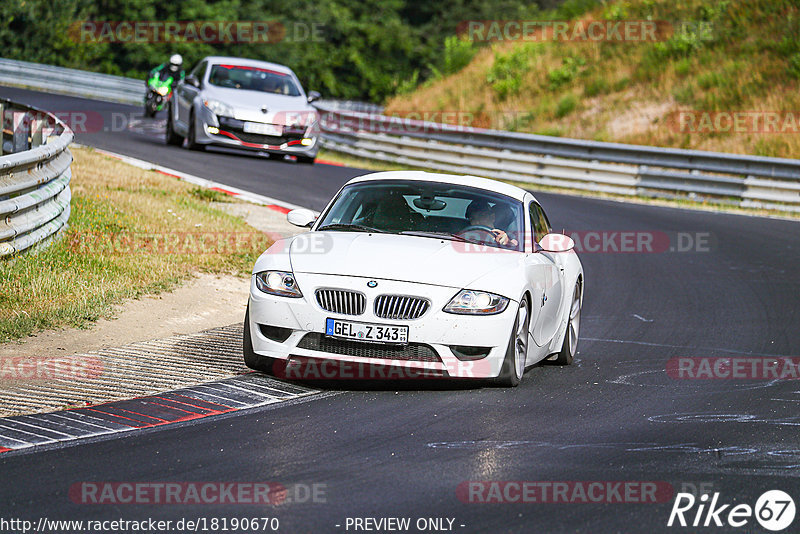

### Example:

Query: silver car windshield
xmin=208 ymin=64 xmax=301 ymax=96
xmin=316 ymin=180 xmax=525 ymax=251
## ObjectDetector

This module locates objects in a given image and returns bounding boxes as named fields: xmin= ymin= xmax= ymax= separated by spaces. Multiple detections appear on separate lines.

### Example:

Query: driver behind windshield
xmin=463 ymin=200 xmax=519 ymax=248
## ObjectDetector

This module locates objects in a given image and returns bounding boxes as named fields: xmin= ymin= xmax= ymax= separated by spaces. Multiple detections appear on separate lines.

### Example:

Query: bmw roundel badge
xmin=367 ymin=280 xmax=378 ymax=288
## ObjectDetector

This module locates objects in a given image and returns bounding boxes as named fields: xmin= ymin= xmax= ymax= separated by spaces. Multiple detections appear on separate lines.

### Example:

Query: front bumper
xmin=247 ymin=273 xmax=518 ymax=380
xmin=194 ymin=107 xmax=319 ymax=158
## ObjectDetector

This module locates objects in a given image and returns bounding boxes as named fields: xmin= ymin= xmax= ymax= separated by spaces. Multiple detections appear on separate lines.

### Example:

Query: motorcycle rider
xmin=144 ymin=54 xmax=184 ymax=116
xmin=148 ymin=54 xmax=184 ymax=85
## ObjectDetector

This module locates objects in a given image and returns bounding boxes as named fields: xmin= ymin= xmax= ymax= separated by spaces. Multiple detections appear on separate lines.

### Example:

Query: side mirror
xmin=538 ymin=233 xmax=574 ymax=252
xmin=307 ymin=91 xmax=321 ymax=103
xmin=287 ymin=208 xmax=317 ymax=228
xmin=185 ymin=74 xmax=200 ymax=88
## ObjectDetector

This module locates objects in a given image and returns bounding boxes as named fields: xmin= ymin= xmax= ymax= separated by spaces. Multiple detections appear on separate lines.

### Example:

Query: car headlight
xmin=203 ymin=98 xmax=235 ymax=118
xmin=254 ymin=271 xmax=303 ymax=298
xmin=287 ymin=112 xmax=317 ymax=129
xmin=157 ymin=86 xmax=170 ymax=96
xmin=305 ymin=113 xmax=319 ymax=133
xmin=443 ymin=290 xmax=509 ymax=315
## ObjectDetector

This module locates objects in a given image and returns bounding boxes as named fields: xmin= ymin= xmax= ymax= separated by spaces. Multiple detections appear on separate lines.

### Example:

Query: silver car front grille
xmin=374 ymin=295 xmax=430 ymax=320
xmin=315 ymin=289 xmax=366 ymax=316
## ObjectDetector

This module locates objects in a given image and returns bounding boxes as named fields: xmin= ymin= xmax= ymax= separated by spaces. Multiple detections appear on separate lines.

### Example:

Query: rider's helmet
xmin=168 ymin=54 xmax=183 ymax=72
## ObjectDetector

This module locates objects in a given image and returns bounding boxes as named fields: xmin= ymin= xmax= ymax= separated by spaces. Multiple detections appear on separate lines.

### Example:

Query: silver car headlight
xmin=444 ymin=290 xmax=509 ymax=315
xmin=305 ymin=112 xmax=319 ymax=131
xmin=254 ymin=271 xmax=302 ymax=298
xmin=203 ymin=98 xmax=235 ymax=118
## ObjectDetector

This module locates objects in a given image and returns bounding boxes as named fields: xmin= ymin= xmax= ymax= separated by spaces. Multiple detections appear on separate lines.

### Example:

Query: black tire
xmin=243 ymin=304 xmax=274 ymax=374
xmin=165 ymin=107 xmax=184 ymax=146
xmin=494 ymin=299 xmax=530 ymax=387
xmin=552 ymin=279 xmax=582 ymax=365
xmin=144 ymin=104 xmax=156 ymax=118
xmin=296 ymin=155 xmax=316 ymax=164
xmin=186 ymin=111 xmax=205 ymax=151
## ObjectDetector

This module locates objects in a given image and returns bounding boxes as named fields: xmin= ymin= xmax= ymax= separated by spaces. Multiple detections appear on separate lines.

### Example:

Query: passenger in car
xmin=211 ymin=68 xmax=237 ymax=88
xmin=370 ymin=193 xmax=423 ymax=232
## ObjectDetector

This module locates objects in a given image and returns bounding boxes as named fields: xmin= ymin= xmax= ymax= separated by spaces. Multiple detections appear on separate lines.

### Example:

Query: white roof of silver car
xmin=202 ymin=56 xmax=295 ymax=76
xmin=346 ymin=171 xmax=533 ymax=202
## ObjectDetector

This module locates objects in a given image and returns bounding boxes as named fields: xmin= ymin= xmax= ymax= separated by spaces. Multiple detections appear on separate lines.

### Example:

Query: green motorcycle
xmin=144 ymin=69 xmax=177 ymax=118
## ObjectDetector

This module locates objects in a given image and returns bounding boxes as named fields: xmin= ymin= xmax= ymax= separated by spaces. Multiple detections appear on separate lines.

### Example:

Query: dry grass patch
xmin=0 ymin=147 xmax=272 ymax=342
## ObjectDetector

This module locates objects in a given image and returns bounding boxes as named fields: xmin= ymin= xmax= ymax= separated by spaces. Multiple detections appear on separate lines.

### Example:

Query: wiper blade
xmin=317 ymin=223 xmax=388 ymax=233
xmin=399 ymin=230 xmax=470 ymax=242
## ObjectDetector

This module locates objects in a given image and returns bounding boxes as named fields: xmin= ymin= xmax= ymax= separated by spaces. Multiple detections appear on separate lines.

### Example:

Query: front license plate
xmin=325 ymin=318 xmax=408 ymax=344
xmin=243 ymin=122 xmax=283 ymax=136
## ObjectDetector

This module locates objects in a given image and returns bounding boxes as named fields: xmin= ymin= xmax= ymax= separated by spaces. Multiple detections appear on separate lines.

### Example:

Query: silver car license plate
xmin=243 ymin=122 xmax=283 ymax=136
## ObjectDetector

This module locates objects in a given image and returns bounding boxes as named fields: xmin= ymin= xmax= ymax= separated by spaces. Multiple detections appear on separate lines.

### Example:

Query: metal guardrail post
xmin=31 ymin=116 xmax=44 ymax=148
xmin=12 ymin=111 xmax=28 ymax=153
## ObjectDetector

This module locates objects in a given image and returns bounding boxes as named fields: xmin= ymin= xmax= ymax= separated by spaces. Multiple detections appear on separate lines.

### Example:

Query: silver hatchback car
xmin=166 ymin=56 xmax=321 ymax=163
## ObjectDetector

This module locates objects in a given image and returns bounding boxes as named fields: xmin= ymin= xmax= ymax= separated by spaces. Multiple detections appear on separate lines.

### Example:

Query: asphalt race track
xmin=1 ymin=85 xmax=799 ymax=533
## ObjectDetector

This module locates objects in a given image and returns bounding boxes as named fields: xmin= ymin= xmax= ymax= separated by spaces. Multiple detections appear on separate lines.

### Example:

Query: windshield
xmin=207 ymin=64 xmax=301 ymax=96
xmin=316 ymin=180 xmax=525 ymax=251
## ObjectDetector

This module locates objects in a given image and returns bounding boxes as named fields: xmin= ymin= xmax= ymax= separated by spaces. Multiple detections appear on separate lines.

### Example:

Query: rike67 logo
xmin=668 ymin=490 xmax=795 ymax=531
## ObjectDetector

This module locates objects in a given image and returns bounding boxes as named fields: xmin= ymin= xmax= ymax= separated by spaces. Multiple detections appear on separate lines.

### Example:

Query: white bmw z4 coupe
xmin=244 ymin=171 xmax=583 ymax=386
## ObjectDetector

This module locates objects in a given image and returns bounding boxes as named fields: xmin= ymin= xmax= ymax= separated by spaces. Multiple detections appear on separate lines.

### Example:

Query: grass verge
xmin=0 ymin=147 xmax=272 ymax=343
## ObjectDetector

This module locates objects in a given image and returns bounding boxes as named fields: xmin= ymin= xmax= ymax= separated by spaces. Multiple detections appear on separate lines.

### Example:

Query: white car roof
xmin=345 ymin=171 xmax=534 ymax=203
xmin=202 ymin=56 xmax=295 ymax=76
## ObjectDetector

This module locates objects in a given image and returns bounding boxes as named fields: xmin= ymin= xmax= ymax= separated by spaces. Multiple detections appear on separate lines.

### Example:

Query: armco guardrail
xmin=0 ymin=99 xmax=73 ymax=257
xmin=316 ymin=105 xmax=800 ymax=213
xmin=0 ymin=58 xmax=143 ymax=105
